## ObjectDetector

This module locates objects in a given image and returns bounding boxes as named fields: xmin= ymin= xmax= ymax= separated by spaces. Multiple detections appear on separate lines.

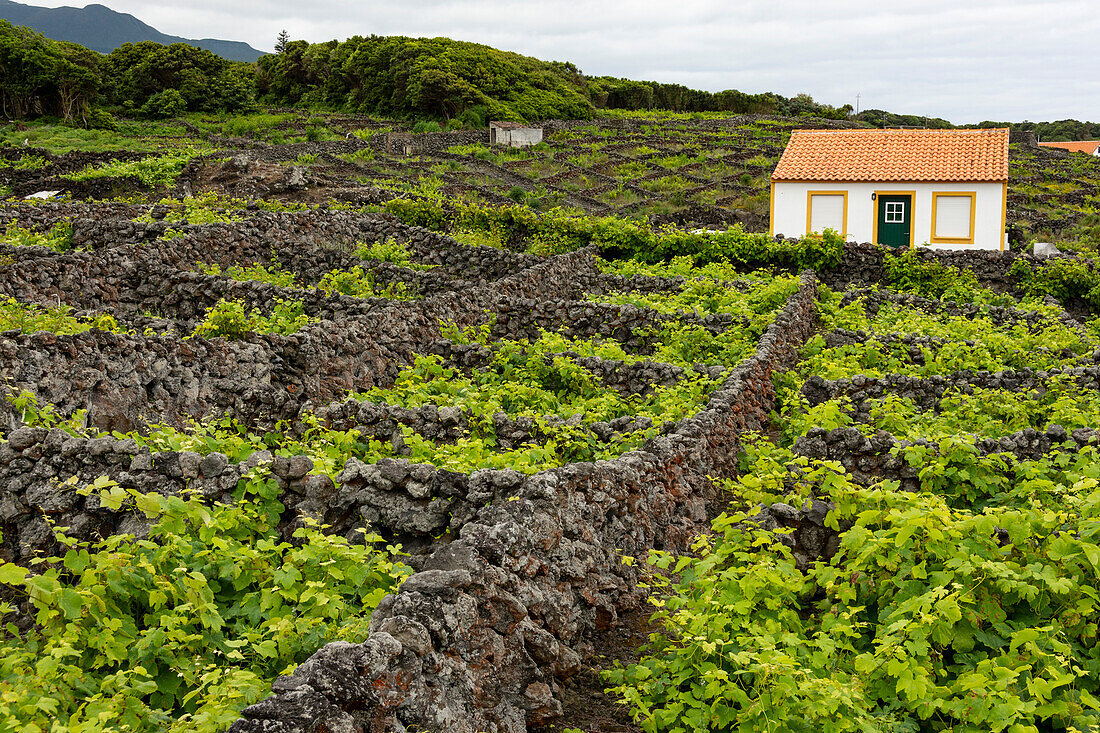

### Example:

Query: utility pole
xmin=856 ymin=92 xmax=860 ymax=115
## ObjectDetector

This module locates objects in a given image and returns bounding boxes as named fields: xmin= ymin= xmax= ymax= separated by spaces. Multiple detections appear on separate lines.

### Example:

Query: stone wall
xmin=377 ymin=131 xmax=488 ymax=155
xmin=801 ymin=363 xmax=1100 ymax=422
xmin=820 ymin=242 xmax=1031 ymax=292
xmin=837 ymin=286 xmax=1077 ymax=328
xmin=0 ymin=244 xmax=608 ymax=433
xmin=14 ymin=198 xmax=1094 ymax=732
xmin=224 ymin=270 xmax=819 ymax=733
xmin=794 ymin=424 xmax=1100 ymax=492
xmin=0 ymin=236 xmax=820 ymax=731
xmin=818 ymin=241 xmax=1093 ymax=300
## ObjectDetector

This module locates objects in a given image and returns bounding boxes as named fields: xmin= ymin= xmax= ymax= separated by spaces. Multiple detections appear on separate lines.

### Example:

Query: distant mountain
xmin=0 ymin=0 xmax=265 ymax=61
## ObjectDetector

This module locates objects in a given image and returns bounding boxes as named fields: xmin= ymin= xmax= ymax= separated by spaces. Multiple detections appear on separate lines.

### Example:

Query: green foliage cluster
xmin=2 ymin=18 xmax=867 ymax=129
xmin=855 ymin=108 xmax=954 ymax=129
xmin=586 ymin=80 xmax=852 ymax=119
xmin=353 ymin=237 xmax=432 ymax=269
xmin=814 ymin=377 xmax=1100 ymax=445
xmin=449 ymin=225 xmax=509 ymax=250
xmin=594 ymin=270 xmax=799 ymax=320
xmin=883 ymin=250 xmax=985 ymax=303
xmin=0 ymin=295 xmax=120 ymax=335
xmin=279 ymin=267 xmax=786 ymax=472
xmin=191 ymin=298 xmax=315 ymax=340
xmin=1 ymin=23 xmax=255 ymax=124
xmin=101 ymin=42 xmax=255 ymax=116
xmin=1 ymin=220 xmax=73 ymax=251
xmin=802 ymin=293 xmax=1090 ymax=379
xmin=355 ymin=347 xmax=712 ymax=473
xmin=3 ymin=257 xmax=786 ymax=479
xmin=255 ymin=35 xmax=593 ymax=122
xmin=0 ymin=119 xmax=185 ymax=154
xmin=608 ymin=452 xmax=1100 ymax=732
xmin=131 ymin=192 xmax=308 ymax=226
xmin=249 ymin=33 xmax=866 ymax=123
xmin=382 ymin=198 xmax=845 ymax=270
xmin=219 ymin=113 xmax=292 ymax=139
xmin=62 ymin=148 xmax=201 ymax=188
xmin=0 ymin=20 xmax=100 ymax=124
xmin=1009 ymin=258 xmax=1100 ymax=309
xmin=0 ymin=153 xmax=49 ymax=170
xmin=976 ymin=119 xmax=1100 ymax=143
xmin=198 ymin=262 xmax=298 ymax=289
xmin=316 ymin=266 xmax=411 ymax=299
xmin=609 ymin=281 xmax=1100 ymax=732
xmin=0 ymin=475 xmax=408 ymax=733
xmin=2 ymin=385 xmax=86 ymax=434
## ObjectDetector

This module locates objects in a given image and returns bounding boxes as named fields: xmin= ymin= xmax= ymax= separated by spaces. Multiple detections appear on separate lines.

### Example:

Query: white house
xmin=489 ymin=121 xmax=543 ymax=148
xmin=770 ymin=128 xmax=1010 ymax=251
xmin=1038 ymin=140 xmax=1100 ymax=156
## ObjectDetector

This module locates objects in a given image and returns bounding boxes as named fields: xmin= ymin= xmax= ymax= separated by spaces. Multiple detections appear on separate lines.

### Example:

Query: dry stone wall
xmin=802 ymin=363 xmax=1100 ymax=420
xmin=1 ymin=199 xmax=822 ymax=732
xmin=793 ymin=424 xmax=1100 ymax=492
xmin=0 ymin=209 xmax=615 ymax=434
xmin=226 ymin=270 xmax=819 ymax=733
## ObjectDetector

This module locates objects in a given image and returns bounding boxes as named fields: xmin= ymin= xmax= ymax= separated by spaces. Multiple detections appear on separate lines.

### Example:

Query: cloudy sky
xmin=28 ymin=0 xmax=1100 ymax=123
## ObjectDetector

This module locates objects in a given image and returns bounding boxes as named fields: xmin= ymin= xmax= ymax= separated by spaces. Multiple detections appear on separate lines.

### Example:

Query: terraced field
xmin=3 ymin=111 xmax=1100 ymax=733
xmin=0 ymin=197 xmax=824 ymax=731
xmin=5 ymin=112 xmax=1100 ymax=251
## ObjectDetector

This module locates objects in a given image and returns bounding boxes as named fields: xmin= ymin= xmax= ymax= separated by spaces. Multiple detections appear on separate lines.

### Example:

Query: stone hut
xmin=489 ymin=121 xmax=543 ymax=148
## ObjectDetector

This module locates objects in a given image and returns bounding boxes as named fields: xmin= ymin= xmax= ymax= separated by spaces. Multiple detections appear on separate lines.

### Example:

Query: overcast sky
xmin=27 ymin=0 xmax=1100 ymax=124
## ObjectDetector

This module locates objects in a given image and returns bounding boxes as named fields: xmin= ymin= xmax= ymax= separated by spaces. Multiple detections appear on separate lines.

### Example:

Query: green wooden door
xmin=876 ymin=194 xmax=912 ymax=248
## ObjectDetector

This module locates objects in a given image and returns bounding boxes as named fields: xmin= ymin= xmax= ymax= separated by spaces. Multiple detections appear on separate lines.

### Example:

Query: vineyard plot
xmin=609 ymin=283 xmax=1100 ymax=732
xmin=0 ymin=201 xmax=817 ymax=732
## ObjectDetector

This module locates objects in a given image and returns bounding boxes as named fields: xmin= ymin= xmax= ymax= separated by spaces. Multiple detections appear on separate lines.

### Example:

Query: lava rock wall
xmin=225 ymin=271 xmax=818 ymax=733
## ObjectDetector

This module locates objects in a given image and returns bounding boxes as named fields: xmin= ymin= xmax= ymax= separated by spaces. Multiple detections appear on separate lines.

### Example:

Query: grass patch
xmin=0 ymin=120 xmax=193 ymax=154
xmin=62 ymin=148 xmax=202 ymax=188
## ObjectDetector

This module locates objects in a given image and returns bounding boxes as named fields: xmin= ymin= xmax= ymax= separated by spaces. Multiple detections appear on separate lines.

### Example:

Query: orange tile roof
xmin=1038 ymin=140 xmax=1100 ymax=155
xmin=771 ymin=128 xmax=1009 ymax=182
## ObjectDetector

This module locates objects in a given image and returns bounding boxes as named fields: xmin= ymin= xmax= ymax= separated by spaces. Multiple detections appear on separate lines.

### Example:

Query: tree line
xmin=1 ymin=19 xmax=254 ymax=125
xmin=0 ymin=22 xmax=855 ymax=126
xmin=2 ymin=20 xmax=1097 ymax=137
xmin=971 ymin=119 xmax=1100 ymax=142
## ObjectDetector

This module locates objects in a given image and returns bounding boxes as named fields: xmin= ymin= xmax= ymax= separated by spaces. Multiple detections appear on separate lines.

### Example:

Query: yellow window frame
xmin=930 ymin=192 xmax=976 ymax=244
xmin=805 ymin=190 xmax=848 ymax=238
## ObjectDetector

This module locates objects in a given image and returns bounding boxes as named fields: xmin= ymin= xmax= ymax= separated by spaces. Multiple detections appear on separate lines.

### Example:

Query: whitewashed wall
xmin=491 ymin=127 xmax=544 ymax=147
xmin=770 ymin=181 xmax=1007 ymax=250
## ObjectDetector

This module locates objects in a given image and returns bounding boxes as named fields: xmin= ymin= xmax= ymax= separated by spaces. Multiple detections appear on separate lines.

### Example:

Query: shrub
xmin=883 ymin=249 xmax=983 ymax=302
xmin=191 ymin=299 xmax=315 ymax=340
xmin=1 ymin=221 xmax=73 ymax=252
xmin=197 ymin=263 xmax=298 ymax=289
xmin=354 ymin=238 xmax=417 ymax=267
xmin=317 ymin=267 xmax=409 ymax=299
xmin=86 ymin=107 xmax=118 ymax=130
xmin=62 ymin=148 xmax=200 ymax=188
xmin=607 ymin=454 xmax=1100 ymax=733
xmin=454 ymin=105 xmax=488 ymax=129
xmin=1009 ymin=257 xmax=1100 ymax=308
xmin=191 ymin=299 xmax=255 ymax=340
xmin=139 ymin=89 xmax=187 ymax=120
xmin=382 ymin=198 xmax=846 ymax=271
xmin=0 ymin=296 xmax=120 ymax=335
xmin=0 ymin=476 xmax=408 ymax=733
